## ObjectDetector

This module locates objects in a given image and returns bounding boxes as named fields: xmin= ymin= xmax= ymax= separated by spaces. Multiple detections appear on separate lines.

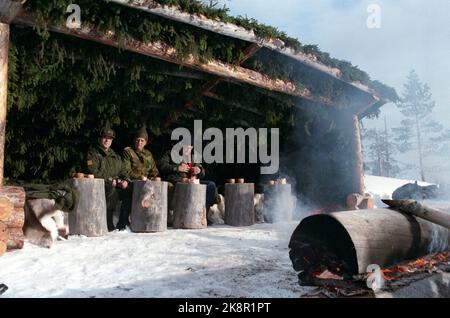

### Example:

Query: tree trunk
xmin=225 ymin=183 xmax=255 ymax=226
xmin=383 ymin=199 xmax=450 ymax=229
xmin=0 ymin=196 xmax=13 ymax=221
xmin=0 ymin=22 xmax=9 ymax=186
xmin=131 ymin=180 xmax=168 ymax=233
xmin=263 ymin=184 xmax=294 ymax=223
xmin=6 ymin=226 xmax=23 ymax=250
xmin=173 ymin=183 xmax=207 ymax=229
xmin=69 ymin=178 xmax=108 ymax=237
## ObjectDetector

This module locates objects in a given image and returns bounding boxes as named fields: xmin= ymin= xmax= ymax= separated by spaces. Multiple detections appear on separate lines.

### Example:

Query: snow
xmin=0 ymin=174 xmax=434 ymax=298
xmin=364 ymin=174 xmax=433 ymax=207
xmin=0 ymin=222 xmax=313 ymax=298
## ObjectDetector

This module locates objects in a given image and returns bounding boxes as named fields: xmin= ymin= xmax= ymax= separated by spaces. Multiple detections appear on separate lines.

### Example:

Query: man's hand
xmin=178 ymin=163 xmax=190 ymax=173
xmin=111 ymin=179 xmax=117 ymax=188
xmin=192 ymin=166 xmax=201 ymax=175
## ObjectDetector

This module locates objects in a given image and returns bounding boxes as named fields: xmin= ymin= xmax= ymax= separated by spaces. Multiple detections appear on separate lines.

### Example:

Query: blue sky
xmin=218 ymin=0 xmax=450 ymax=180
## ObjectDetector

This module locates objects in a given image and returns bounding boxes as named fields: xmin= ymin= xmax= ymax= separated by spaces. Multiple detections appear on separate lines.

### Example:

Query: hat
xmin=99 ymin=127 xmax=115 ymax=139
xmin=134 ymin=127 xmax=148 ymax=141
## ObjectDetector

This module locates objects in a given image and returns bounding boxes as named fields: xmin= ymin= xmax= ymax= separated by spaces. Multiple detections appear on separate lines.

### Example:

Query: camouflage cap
xmin=99 ymin=127 xmax=115 ymax=139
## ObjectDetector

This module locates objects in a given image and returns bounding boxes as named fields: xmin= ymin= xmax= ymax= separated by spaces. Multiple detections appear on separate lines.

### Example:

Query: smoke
xmin=427 ymin=223 xmax=449 ymax=254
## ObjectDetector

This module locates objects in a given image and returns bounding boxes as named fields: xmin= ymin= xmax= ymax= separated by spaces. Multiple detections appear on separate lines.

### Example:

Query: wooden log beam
xmin=0 ymin=0 xmax=23 ymax=24
xmin=0 ymin=22 xmax=9 ymax=186
xmin=382 ymin=199 xmax=450 ymax=229
xmin=12 ymin=11 xmax=325 ymax=104
xmin=203 ymin=91 xmax=264 ymax=116
xmin=110 ymin=0 xmax=376 ymax=97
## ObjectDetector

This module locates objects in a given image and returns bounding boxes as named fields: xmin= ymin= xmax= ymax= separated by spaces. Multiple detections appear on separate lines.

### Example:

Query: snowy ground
xmin=0 ymin=174 xmax=431 ymax=298
xmin=0 ymin=222 xmax=313 ymax=298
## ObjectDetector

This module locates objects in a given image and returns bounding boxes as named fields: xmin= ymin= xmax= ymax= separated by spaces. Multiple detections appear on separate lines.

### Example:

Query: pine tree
xmin=361 ymin=123 xmax=400 ymax=177
xmin=392 ymin=70 xmax=449 ymax=181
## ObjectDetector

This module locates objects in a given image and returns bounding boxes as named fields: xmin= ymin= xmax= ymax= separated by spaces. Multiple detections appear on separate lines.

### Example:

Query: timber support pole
xmin=0 ymin=22 xmax=9 ymax=186
xmin=0 ymin=0 xmax=23 ymax=186
xmin=352 ymin=115 xmax=364 ymax=195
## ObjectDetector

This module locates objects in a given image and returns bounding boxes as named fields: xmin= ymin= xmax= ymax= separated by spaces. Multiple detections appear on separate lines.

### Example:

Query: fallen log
xmin=289 ymin=209 xmax=450 ymax=275
xmin=7 ymin=226 xmax=24 ymax=250
xmin=382 ymin=199 xmax=450 ymax=229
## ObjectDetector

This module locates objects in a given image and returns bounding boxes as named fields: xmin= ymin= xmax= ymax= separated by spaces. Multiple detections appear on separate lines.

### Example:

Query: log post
xmin=225 ymin=183 xmax=255 ymax=226
xmin=263 ymin=184 xmax=294 ymax=223
xmin=0 ymin=22 xmax=9 ymax=186
xmin=6 ymin=226 xmax=23 ymax=249
xmin=0 ymin=1 xmax=24 ymax=185
xmin=0 ymin=186 xmax=25 ymax=253
xmin=69 ymin=178 xmax=108 ymax=237
xmin=131 ymin=180 xmax=168 ymax=233
xmin=172 ymin=183 xmax=207 ymax=229
xmin=351 ymin=115 xmax=364 ymax=195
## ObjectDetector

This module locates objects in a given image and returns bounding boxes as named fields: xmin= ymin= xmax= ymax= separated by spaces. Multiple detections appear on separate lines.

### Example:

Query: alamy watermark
xmin=170 ymin=120 xmax=279 ymax=175
xmin=66 ymin=4 xmax=81 ymax=29
xmin=367 ymin=4 xmax=382 ymax=29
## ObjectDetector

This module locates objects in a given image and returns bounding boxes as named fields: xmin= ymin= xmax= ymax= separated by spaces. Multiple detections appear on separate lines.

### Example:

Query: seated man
xmin=119 ymin=127 xmax=159 ymax=229
xmin=86 ymin=127 xmax=129 ymax=231
xmin=159 ymin=145 xmax=217 ymax=213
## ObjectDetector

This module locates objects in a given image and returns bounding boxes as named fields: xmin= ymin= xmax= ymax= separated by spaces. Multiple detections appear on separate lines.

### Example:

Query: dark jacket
xmin=158 ymin=149 xmax=205 ymax=184
xmin=86 ymin=145 xmax=128 ymax=183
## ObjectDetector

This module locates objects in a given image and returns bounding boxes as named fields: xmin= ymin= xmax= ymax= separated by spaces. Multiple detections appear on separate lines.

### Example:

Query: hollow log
xmin=383 ymin=199 xmax=450 ymax=229
xmin=7 ymin=226 xmax=23 ymax=250
xmin=69 ymin=178 xmax=108 ymax=237
xmin=263 ymin=184 xmax=294 ymax=223
xmin=0 ymin=196 xmax=13 ymax=221
xmin=131 ymin=180 xmax=168 ymax=233
xmin=289 ymin=209 xmax=450 ymax=275
xmin=173 ymin=183 xmax=207 ymax=229
xmin=225 ymin=183 xmax=255 ymax=226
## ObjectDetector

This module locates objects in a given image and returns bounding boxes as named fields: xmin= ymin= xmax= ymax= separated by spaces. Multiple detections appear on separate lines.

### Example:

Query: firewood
xmin=7 ymin=227 xmax=24 ymax=250
xmin=5 ymin=207 xmax=25 ymax=228
xmin=0 ymin=221 xmax=7 ymax=242
xmin=0 ymin=186 xmax=26 ymax=208
xmin=173 ymin=183 xmax=207 ymax=229
xmin=0 ymin=241 xmax=6 ymax=256
xmin=131 ymin=180 xmax=168 ymax=233
xmin=69 ymin=178 xmax=108 ymax=237
xmin=0 ymin=196 xmax=13 ymax=221
xmin=225 ymin=183 xmax=255 ymax=226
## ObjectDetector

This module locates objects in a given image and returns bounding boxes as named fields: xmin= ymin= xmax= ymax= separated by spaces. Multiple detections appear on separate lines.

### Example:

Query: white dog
xmin=24 ymin=199 xmax=68 ymax=248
